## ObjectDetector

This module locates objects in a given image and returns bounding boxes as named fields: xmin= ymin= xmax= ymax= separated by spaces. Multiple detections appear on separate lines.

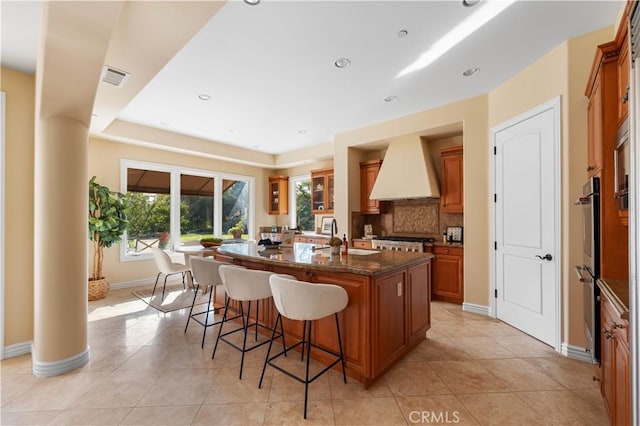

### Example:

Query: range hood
xmin=369 ymin=135 xmax=440 ymax=200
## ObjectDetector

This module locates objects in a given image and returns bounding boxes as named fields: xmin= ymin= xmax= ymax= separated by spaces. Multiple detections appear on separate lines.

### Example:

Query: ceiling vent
xmin=101 ymin=66 xmax=130 ymax=88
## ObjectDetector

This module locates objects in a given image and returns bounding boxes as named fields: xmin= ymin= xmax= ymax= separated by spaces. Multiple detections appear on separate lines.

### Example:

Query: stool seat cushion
xmin=219 ymin=265 xmax=274 ymax=301
xmin=269 ymin=275 xmax=348 ymax=321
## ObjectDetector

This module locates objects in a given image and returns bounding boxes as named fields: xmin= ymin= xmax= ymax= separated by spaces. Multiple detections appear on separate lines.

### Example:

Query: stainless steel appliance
xmin=614 ymin=117 xmax=629 ymax=209
xmin=370 ymin=236 xmax=434 ymax=252
xmin=574 ymin=176 xmax=601 ymax=362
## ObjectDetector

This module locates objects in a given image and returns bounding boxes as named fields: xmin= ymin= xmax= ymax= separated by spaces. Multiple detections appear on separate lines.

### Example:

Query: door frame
xmin=489 ymin=96 xmax=561 ymax=351
xmin=1 ymin=92 xmax=5 ymax=360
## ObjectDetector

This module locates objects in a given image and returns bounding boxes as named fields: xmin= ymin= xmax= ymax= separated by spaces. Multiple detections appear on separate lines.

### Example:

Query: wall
xmin=488 ymin=26 xmax=613 ymax=347
xmin=88 ymin=137 xmax=273 ymax=285
xmin=0 ymin=68 xmax=35 ymax=348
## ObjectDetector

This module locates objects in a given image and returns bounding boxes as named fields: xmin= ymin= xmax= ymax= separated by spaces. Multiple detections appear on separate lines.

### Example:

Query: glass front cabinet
xmin=268 ymin=175 xmax=288 ymax=215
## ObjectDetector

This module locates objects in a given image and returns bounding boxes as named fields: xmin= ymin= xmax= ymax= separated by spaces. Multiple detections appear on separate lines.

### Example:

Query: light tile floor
xmin=1 ymin=287 xmax=608 ymax=425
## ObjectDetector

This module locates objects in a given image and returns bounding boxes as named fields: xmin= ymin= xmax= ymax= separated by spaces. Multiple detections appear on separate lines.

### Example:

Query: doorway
xmin=491 ymin=97 xmax=561 ymax=349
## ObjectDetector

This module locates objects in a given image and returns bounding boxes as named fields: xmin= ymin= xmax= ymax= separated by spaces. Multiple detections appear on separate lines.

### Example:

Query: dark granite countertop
xmin=217 ymin=242 xmax=434 ymax=276
xmin=597 ymin=277 xmax=629 ymax=320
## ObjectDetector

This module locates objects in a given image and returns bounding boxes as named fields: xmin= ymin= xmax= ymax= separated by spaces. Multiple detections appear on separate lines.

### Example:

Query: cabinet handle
xmin=612 ymin=322 xmax=626 ymax=329
xmin=592 ymin=376 xmax=600 ymax=382
xmin=586 ymin=166 xmax=595 ymax=172
xmin=622 ymin=86 xmax=629 ymax=104
xmin=604 ymin=329 xmax=613 ymax=339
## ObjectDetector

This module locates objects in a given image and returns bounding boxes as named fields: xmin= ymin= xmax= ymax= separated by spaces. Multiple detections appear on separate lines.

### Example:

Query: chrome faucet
xmin=330 ymin=219 xmax=338 ymax=238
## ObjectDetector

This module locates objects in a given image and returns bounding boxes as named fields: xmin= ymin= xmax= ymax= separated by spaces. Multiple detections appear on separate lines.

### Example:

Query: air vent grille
xmin=101 ymin=66 xmax=130 ymax=87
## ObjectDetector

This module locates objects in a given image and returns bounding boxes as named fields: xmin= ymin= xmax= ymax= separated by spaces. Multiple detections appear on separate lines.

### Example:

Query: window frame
xmin=289 ymin=173 xmax=312 ymax=232
xmin=120 ymin=159 xmax=255 ymax=261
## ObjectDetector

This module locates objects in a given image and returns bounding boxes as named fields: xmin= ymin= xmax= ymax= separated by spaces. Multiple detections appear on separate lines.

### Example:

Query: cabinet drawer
xmin=353 ymin=240 xmax=372 ymax=249
xmin=432 ymin=246 xmax=463 ymax=256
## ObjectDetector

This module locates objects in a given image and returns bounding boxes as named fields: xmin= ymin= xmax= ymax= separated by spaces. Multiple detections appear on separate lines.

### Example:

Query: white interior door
xmin=493 ymin=98 xmax=560 ymax=348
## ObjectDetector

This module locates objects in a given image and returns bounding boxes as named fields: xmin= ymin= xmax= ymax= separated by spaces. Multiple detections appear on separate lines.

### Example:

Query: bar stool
xmin=260 ymin=274 xmax=349 ymax=419
xmin=150 ymin=247 xmax=192 ymax=300
xmin=185 ymin=256 xmax=230 ymax=348
xmin=213 ymin=265 xmax=290 ymax=379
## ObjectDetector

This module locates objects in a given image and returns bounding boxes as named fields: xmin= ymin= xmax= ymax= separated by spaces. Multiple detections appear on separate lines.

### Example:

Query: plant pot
xmin=231 ymin=231 xmax=242 ymax=239
xmin=88 ymin=278 xmax=109 ymax=301
xmin=330 ymin=245 xmax=340 ymax=255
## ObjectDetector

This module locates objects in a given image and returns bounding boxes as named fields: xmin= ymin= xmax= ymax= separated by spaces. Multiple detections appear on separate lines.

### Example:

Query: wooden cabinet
xmin=617 ymin=22 xmax=629 ymax=125
xmin=600 ymin=290 xmax=630 ymax=426
xmin=373 ymin=271 xmax=407 ymax=373
xmin=586 ymin=33 xmax=629 ymax=279
xmin=432 ymin=246 xmax=463 ymax=304
xmin=360 ymin=160 xmax=385 ymax=214
xmin=440 ymin=147 xmax=463 ymax=213
xmin=268 ymin=175 xmax=288 ymax=215
xmin=352 ymin=239 xmax=373 ymax=249
xmin=294 ymin=234 xmax=329 ymax=245
xmin=311 ymin=168 xmax=334 ymax=214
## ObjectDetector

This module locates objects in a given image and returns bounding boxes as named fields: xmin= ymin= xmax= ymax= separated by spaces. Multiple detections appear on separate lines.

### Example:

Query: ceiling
xmin=1 ymin=0 xmax=623 ymax=162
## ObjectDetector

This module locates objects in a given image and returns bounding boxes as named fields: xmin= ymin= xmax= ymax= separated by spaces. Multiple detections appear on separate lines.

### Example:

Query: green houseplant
xmin=88 ymin=176 xmax=129 ymax=300
xmin=228 ymin=219 xmax=244 ymax=239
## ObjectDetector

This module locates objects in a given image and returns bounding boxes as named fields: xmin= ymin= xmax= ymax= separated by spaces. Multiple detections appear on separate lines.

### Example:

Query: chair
xmin=213 ymin=265 xmax=289 ymax=379
xmin=260 ymin=274 xmax=348 ymax=419
xmin=185 ymin=256 xmax=229 ymax=348
xmin=150 ymin=247 xmax=192 ymax=300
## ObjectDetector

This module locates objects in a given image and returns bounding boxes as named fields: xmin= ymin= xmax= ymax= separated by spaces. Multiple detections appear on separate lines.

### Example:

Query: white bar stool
xmin=185 ymin=256 xmax=230 ymax=348
xmin=213 ymin=265 xmax=289 ymax=379
xmin=260 ymin=274 xmax=349 ymax=419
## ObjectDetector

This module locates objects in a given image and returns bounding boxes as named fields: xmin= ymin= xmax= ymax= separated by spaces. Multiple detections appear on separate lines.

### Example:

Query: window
xmin=121 ymin=160 xmax=254 ymax=258
xmin=289 ymin=175 xmax=313 ymax=232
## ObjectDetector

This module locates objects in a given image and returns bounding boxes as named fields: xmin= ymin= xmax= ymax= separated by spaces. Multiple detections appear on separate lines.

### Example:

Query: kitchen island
xmin=213 ymin=242 xmax=433 ymax=387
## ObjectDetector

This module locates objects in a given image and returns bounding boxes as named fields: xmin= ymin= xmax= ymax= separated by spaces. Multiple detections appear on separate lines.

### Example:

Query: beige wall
xmin=1 ymin=68 xmax=35 ymax=347
xmin=488 ymin=26 xmax=613 ymax=347
xmin=88 ymin=137 xmax=273 ymax=285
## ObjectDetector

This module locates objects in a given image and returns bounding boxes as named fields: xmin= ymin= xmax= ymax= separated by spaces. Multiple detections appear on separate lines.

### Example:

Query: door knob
xmin=536 ymin=254 xmax=553 ymax=261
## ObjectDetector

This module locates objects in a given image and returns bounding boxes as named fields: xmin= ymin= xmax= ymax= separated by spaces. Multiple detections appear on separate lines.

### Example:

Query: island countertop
xmin=216 ymin=242 xmax=433 ymax=276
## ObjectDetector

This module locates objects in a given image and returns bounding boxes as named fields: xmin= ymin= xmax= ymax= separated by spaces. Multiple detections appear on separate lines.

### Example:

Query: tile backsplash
xmin=352 ymin=198 xmax=462 ymax=239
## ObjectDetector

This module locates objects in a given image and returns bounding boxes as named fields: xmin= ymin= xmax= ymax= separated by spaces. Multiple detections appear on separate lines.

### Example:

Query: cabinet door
xmin=600 ymin=298 xmax=615 ymax=421
xmin=432 ymin=247 xmax=463 ymax=304
xmin=360 ymin=160 xmax=383 ymax=214
xmin=268 ymin=176 xmax=288 ymax=215
xmin=372 ymin=271 xmax=407 ymax=374
xmin=587 ymin=79 xmax=603 ymax=175
xmin=614 ymin=337 xmax=630 ymax=426
xmin=440 ymin=147 xmax=463 ymax=213
xmin=311 ymin=169 xmax=334 ymax=214
xmin=617 ymin=38 xmax=629 ymax=125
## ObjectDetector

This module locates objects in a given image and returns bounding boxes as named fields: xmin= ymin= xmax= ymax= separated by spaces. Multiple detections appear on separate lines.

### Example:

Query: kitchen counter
xmin=214 ymin=242 xmax=433 ymax=388
xmin=216 ymin=242 xmax=432 ymax=276
xmin=597 ymin=277 xmax=629 ymax=320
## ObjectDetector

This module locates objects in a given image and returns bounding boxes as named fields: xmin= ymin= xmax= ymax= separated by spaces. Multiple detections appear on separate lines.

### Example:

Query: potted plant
xmin=200 ymin=237 xmax=223 ymax=247
xmin=88 ymin=176 xmax=129 ymax=301
xmin=328 ymin=236 xmax=342 ymax=255
xmin=228 ymin=220 xmax=245 ymax=239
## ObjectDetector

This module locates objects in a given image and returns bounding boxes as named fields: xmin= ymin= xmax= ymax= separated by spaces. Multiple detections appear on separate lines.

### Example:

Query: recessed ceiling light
xmin=462 ymin=67 xmax=480 ymax=77
xmin=298 ymin=129 xmax=307 ymax=134
xmin=397 ymin=0 xmax=515 ymax=77
xmin=384 ymin=96 xmax=397 ymax=103
xmin=244 ymin=0 xmax=260 ymax=5
xmin=398 ymin=29 xmax=408 ymax=38
xmin=334 ymin=58 xmax=351 ymax=69
xmin=462 ymin=0 xmax=481 ymax=7
xmin=198 ymin=94 xmax=211 ymax=101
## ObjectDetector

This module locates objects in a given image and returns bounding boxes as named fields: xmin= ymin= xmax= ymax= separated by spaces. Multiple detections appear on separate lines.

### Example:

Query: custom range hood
xmin=369 ymin=135 xmax=440 ymax=200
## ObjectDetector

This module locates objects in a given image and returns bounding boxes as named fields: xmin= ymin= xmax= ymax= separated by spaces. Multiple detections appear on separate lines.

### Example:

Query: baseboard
xmin=32 ymin=346 xmax=90 ymax=377
xmin=109 ymin=275 xmax=183 ymax=291
xmin=561 ymin=342 xmax=596 ymax=364
xmin=3 ymin=341 xmax=32 ymax=359
xmin=462 ymin=303 xmax=491 ymax=316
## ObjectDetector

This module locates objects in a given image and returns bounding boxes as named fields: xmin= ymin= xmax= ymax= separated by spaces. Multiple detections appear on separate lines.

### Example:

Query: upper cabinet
xmin=360 ymin=160 xmax=386 ymax=215
xmin=268 ymin=175 xmax=288 ymax=215
xmin=440 ymin=146 xmax=463 ymax=213
xmin=311 ymin=168 xmax=334 ymax=214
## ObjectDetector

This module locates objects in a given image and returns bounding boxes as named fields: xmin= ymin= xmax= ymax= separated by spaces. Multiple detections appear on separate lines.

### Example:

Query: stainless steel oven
xmin=574 ymin=176 xmax=600 ymax=362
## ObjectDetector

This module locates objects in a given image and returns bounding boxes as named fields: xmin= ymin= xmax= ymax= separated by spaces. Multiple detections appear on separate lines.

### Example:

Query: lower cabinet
xmin=352 ymin=239 xmax=373 ymax=249
xmin=600 ymin=290 xmax=630 ymax=426
xmin=431 ymin=246 xmax=464 ymax=304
